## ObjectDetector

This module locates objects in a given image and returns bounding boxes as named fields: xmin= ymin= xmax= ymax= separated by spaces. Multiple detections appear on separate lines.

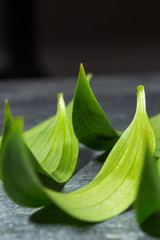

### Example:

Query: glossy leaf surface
xmin=1 ymin=85 xmax=155 ymax=222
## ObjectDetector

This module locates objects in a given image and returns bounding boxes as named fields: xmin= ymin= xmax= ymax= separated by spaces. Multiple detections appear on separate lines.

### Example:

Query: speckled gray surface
xmin=1 ymin=73 xmax=160 ymax=240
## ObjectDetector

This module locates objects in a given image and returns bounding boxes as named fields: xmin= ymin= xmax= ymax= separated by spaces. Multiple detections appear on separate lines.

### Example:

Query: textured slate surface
xmin=1 ymin=73 xmax=160 ymax=239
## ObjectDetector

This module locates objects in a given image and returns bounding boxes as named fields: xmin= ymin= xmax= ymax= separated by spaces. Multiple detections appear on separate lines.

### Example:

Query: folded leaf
xmin=73 ymin=64 xmax=120 ymax=151
xmin=1 ymin=94 xmax=79 ymax=183
xmin=136 ymin=149 xmax=160 ymax=237
xmin=1 ymin=85 xmax=155 ymax=222
xmin=23 ymin=99 xmax=74 ymax=163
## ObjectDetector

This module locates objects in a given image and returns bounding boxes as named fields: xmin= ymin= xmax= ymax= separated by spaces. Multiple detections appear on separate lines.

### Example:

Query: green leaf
xmin=150 ymin=114 xmax=160 ymax=158
xmin=23 ymin=72 xmax=92 ymax=148
xmin=72 ymin=64 xmax=120 ymax=151
xmin=17 ymin=72 xmax=92 ymax=162
xmin=73 ymin=65 xmax=160 ymax=158
xmin=1 ymin=85 xmax=155 ymax=222
xmin=39 ymin=93 xmax=78 ymax=183
xmin=136 ymin=150 xmax=160 ymax=224
xmin=0 ymin=73 xmax=92 ymax=182
xmin=0 ymin=100 xmax=15 ymax=179
xmin=1 ymin=119 xmax=52 ymax=207
xmin=1 ymin=94 xmax=79 ymax=184
xmin=136 ymin=149 xmax=160 ymax=237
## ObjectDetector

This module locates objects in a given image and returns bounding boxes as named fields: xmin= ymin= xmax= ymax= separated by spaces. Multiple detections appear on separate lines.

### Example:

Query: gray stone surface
xmin=1 ymin=73 xmax=160 ymax=239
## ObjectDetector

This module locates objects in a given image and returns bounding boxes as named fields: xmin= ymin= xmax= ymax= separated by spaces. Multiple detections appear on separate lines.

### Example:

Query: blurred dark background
xmin=0 ymin=0 xmax=160 ymax=79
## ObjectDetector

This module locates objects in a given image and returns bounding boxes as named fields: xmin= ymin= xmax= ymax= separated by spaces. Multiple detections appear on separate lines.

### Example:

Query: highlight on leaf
xmin=1 ymin=85 xmax=156 ymax=222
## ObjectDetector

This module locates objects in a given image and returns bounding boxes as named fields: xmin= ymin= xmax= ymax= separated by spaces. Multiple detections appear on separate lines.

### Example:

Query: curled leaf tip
xmin=136 ymin=85 xmax=145 ymax=97
xmin=136 ymin=85 xmax=146 ymax=112
xmin=137 ymin=85 xmax=144 ymax=91
xmin=57 ymin=92 xmax=63 ymax=99
xmin=137 ymin=85 xmax=144 ymax=95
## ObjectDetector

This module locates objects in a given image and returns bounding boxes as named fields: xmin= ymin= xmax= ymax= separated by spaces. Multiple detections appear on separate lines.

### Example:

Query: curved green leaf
xmin=23 ymin=99 xmax=74 ymax=159
xmin=1 ymin=119 xmax=51 ymax=207
xmin=23 ymin=72 xmax=92 ymax=149
xmin=72 ymin=64 xmax=120 ymax=151
xmin=36 ymin=93 xmax=78 ymax=183
xmin=73 ymin=65 xmax=160 ymax=157
xmin=1 ymin=94 xmax=79 ymax=184
xmin=1 ymin=85 xmax=155 ymax=222
xmin=17 ymin=73 xmax=92 ymax=164
xmin=0 ymin=73 xmax=93 ymax=182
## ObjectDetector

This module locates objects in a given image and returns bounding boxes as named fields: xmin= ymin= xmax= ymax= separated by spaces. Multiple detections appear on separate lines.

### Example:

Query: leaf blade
xmin=1 ymin=94 xmax=79 ymax=184
xmin=72 ymin=64 xmax=119 ymax=151
xmin=1 ymin=85 xmax=156 ymax=222
xmin=1 ymin=119 xmax=51 ymax=207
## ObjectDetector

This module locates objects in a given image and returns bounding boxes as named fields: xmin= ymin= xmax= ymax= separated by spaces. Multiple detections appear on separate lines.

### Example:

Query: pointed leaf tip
xmin=136 ymin=85 xmax=146 ymax=112
xmin=57 ymin=93 xmax=66 ymax=113
xmin=80 ymin=63 xmax=84 ymax=69
xmin=73 ymin=63 xmax=119 ymax=151
xmin=4 ymin=99 xmax=12 ymax=115
xmin=79 ymin=63 xmax=86 ymax=76
xmin=5 ymin=99 xmax=8 ymax=105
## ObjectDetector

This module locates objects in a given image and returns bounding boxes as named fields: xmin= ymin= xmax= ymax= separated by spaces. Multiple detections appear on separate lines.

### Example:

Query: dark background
xmin=0 ymin=0 xmax=160 ymax=79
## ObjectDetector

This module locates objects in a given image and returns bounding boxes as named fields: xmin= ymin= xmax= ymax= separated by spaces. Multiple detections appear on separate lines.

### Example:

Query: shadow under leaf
xmin=95 ymin=151 xmax=110 ymax=163
xmin=74 ymin=147 xmax=96 ymax=174
xmin=31 ymin=149 xmax=114 ymax=226
xmin=140 ymin=213 xmax=160 ymax=238
xmin=30 ymin=204 xmax=94 ymax=227
xmin=37 ymin=173 xmax=65 ymax=192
